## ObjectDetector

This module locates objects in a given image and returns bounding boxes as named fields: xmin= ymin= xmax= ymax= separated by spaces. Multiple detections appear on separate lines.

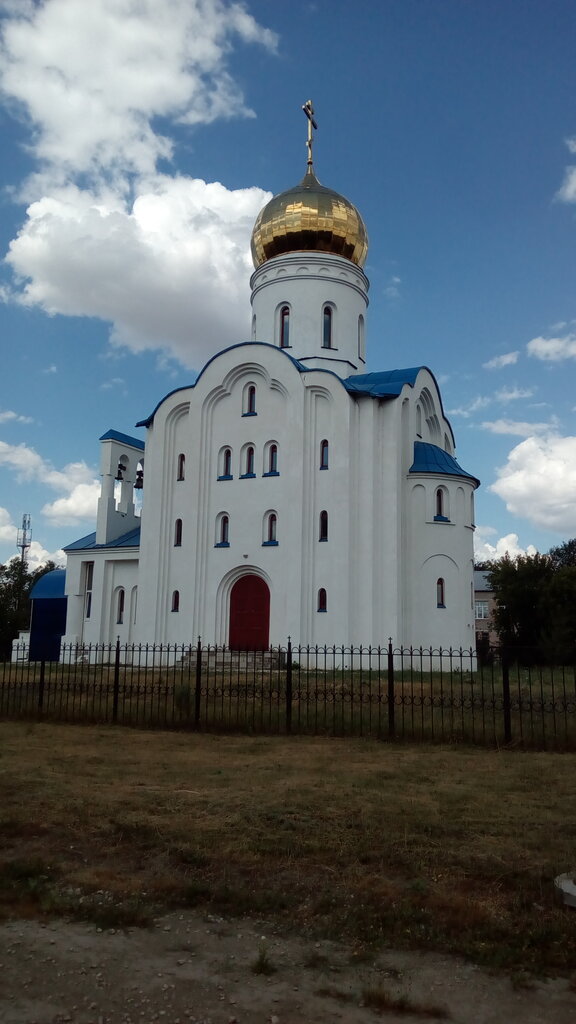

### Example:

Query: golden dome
xmin=251 ymin=167 xmax=369 ymax=269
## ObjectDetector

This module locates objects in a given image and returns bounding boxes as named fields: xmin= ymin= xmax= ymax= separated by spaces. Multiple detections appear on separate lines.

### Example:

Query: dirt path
xmin=0 ymin=910 xmax=575 ymax=1024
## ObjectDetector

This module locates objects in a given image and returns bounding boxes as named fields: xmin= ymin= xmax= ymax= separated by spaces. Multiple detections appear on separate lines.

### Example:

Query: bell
xmin=115 ymin=462 xmax=124 ymax=481
xmin=134 ymin=469 xmax=144 ymax=490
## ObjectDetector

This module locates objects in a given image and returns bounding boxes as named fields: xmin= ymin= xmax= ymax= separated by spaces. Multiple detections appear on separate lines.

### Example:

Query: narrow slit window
xmin=268 ymin=513 xmax=277 ymax=542
xmin=280 ymin=306 xmax=290 ymax=348
xmin=177 ymin=453 xmax=185 ymax=481
xmin=319 ymin=510 xmax=328 ymax=541
xmin=318 ymin=588 xmax=327 ymax=612
xmin=320 ymin=439 xmax=329 ymax=469
xmin=357 ymin=314 xmax=365 ymax=361
xmin=217 ymin=514 xmax=229 ymax=546
xmin=171 ymin=590 xmax=180 ymax=613
xmin=246 ymin=446 xmax=255 ymax=475
xmin=436 ymin=489 xmax=443 ymax=517
xmin=243 ymin=384 xmax=257 ymax=416
xmin=219 ymin=447 xmax=232 ymax=479
xmin=84 ymin=561 xmax=94 ymax=620
xmin=116 ymin=588 xmax=125 ymax=625
xmin=269 ymin=444 xmax=278 ymax=474
xmin=322 ymin=306 xmax=333 ymax=349
xmin=437 ymin=577 xmax=445 ymax=608
xmin=174 ymin=518 xmax=182 ymax=546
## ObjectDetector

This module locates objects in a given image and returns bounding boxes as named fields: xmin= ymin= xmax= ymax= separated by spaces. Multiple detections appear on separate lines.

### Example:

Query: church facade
xmin=62 ymin=140 xmax=479 ymax=652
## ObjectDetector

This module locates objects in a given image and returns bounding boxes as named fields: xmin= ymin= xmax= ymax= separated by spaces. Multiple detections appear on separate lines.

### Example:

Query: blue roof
xmin=342 ymin=367 xmax=423 ymax=397
xmin=410 ymin=441 xmax=479 ymax=486
xmin=100 ymin=429 xmax=145 ymax=451
xmin=64 ymin=526 xmax=141 ymax=552
xmin=30 ymin=568 xmax=67 ymax=600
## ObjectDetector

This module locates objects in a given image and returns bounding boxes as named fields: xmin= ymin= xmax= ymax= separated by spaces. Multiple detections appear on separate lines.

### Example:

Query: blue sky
xmin=1 ymin=0 xmax=576 ymax=568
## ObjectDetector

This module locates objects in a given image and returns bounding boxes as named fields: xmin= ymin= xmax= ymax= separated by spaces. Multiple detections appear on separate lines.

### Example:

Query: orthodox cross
xmin=302 ymin=99 xmax=318 ymax=168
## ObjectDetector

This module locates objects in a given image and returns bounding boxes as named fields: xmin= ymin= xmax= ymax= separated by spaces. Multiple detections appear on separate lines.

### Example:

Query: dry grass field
xmin=1 ymin=721 xmax=576 ymax=975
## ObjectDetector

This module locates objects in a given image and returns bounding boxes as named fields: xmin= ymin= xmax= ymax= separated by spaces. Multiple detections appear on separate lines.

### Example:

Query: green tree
xmin=0 ymin=559 xmax=57 ymax=661
xmin=487 ymin=553 xmax=555 ymax=661
xmin=548 ymin=538 xmax=576 ymax=570
xmin=539 ymin=566 xmax=576 ymax=664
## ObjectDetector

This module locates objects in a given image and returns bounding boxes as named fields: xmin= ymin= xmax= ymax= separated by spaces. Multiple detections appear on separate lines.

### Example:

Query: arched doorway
xmin=229 ymin=575 xmax=270 ymax=650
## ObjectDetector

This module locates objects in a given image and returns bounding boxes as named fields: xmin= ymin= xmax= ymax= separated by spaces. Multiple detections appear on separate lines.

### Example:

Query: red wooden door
xmin=229 ymin=575 xmax=270 ymax=650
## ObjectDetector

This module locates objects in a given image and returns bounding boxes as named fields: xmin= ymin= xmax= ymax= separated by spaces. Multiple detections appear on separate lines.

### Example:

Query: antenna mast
xmin=16 ymin=514 xmax=31 ymax=566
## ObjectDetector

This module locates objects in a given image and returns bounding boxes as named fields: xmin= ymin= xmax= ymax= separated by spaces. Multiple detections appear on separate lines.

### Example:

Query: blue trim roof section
xmin=99 ymin=429 xmax=145 ymax=451
xmin=64 ymin=527 xmax=141 ymax=552
xmin=30 ymin=568 xmax=67 ymax=600
xmin=135 ymin=342 xmax=309 ymax=427
xmin=410 ymin=441 xmax=480 ymax=487
xmin=343 ymin=367 xmax=422 ymax=397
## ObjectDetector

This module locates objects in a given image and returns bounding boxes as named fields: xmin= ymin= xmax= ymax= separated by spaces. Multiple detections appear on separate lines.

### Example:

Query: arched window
xmin=116 ymin=588 xmax=125 ymax=625
xmin=251 ymin=314 xmax=257 ymax=340
xmin=262 ymin=510 xmax=278 ymax=545
xmin=171 ymin=590 xmax=180 ymax=613
xmin=218 ymin=446 xmax=232 ymax=479
xmin=436 ymin=578 xmax=445 ymax=608
xmin=319 ymin=510 xmax=328 ymax=541
xmin=243 ymin=383 xmax=257 ymax=416
xmin=357 ymin=315 xmax=365 ymax=362
xmin=318 ymin=588 xmax=327 ymax=612
xmin=322 ymin=305 xmax=333 ymax=349
xmin=174 ymin=518 xmax=183 ymax=546
xmin=216 ymin=513 xmax=229 ymax=547
xmin=320 ymin=439 xmax=329 ymax=470
xmin=280 ymin=305 xmax=290 ymax=348
xmin=434 ymin=487 xmax=449 ymax=522
xmin=177 ymin=453 xmax=185 ymax=481
xmin=241 ymin=445 xmax=255 ymax=478
xmin=267 ymin=443 xmax=278 ymax=474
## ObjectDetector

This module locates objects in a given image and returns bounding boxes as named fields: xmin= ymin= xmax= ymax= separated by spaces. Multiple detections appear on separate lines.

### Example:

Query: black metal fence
xmin=3 ymin=639 xmax=576 ymax=749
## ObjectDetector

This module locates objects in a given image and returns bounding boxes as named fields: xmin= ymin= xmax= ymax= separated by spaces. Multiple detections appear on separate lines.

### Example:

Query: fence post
xmin=502 ymin=645 xmax=512 ymax=744
xmin=38 ymin=660 xmax=45 ymax=714
xmin=387 ymin=638 xmax=395 ymax=738
xmin=194 ymin=637 xmax=202 ymax=728
xmin=112 ymin=637 xmax=121 ymax=723
xmin=286 ymin=637 xmax=293 ymax=734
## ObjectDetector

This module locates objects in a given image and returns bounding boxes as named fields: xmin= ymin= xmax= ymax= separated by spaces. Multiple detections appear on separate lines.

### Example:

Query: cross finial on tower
xmin=302 ymin=99 xmax=318 ymax=169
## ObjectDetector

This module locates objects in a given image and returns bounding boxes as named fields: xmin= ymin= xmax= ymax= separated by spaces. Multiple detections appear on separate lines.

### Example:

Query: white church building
xmin=62 ymin=116 xmax=479 ymax=652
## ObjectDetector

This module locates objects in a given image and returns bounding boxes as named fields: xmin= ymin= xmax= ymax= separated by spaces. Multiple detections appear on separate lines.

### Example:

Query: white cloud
xmin=481 ymin=418 xmax=555 ymax=437
xmin=384 ymin=275 xmax=402 ymax=299
xmin=5 ymin=176 xmax=270 ymax=367
xmin=42 ymin=364 xmax=58 ymax=374
xmin=0 ymin=506 xmax=17 ymax=545
xmin=0 ymin=0 xmax=277 ymax=368
xmin=474 ymin=526 xmax=538 ymax=562
xmin=447 ymin=396 xmax=491 ymax=418
xmin=527 ymin=333 xmax=576 ymax=362
xmin=482 ymin=351 xmax=519 ymax=370
xmin=0 ymin=409 xmax=33 ymax=423
xmin=0 ymin=440 xmax=99 ymax=525
xmin=0 ymin=0 xmax=277 ymax=184
xmin=489 ymin=434 xmax=576 ymax=533
xmin=494 ymin=386 xmax=533 ymax=403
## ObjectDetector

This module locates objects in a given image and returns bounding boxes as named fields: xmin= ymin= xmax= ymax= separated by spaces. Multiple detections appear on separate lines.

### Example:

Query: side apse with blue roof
xmin=410 ymin=441 xmax=479 ymax=487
